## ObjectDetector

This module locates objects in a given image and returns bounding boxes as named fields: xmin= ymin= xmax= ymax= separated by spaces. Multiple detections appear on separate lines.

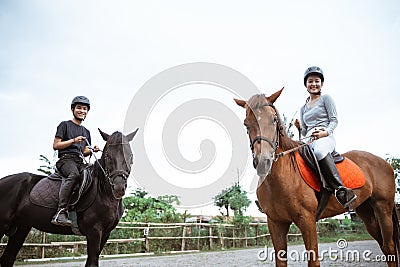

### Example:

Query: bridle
xmin=248 ymin=101 xmax=315 ymax=162
xmin=93 ymin=142 xmax=132 ymax=188
xmin=249 ymin=102 xmax=283 ymax=160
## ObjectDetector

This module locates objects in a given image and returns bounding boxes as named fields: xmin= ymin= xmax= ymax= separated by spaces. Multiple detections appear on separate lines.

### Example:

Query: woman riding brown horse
xmin=235 ymin=88 xmax=399 ymax=267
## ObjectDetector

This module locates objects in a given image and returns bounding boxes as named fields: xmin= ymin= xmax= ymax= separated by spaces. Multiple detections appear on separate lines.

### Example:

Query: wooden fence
xmin=0 ymin=221 xmax=306 ymax=261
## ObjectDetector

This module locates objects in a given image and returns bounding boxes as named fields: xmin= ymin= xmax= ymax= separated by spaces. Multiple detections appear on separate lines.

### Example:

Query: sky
xmin=1 ymin=1 xmax=399 ymax=217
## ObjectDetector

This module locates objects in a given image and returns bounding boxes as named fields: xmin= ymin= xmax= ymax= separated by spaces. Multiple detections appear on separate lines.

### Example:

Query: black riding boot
xmin=51 ymin=173 xmax=78 ymax=226
xmin=51 ymin=208 xmax=71 ymax=226
xmin=318 ymin=154 xmax=357 ymax=209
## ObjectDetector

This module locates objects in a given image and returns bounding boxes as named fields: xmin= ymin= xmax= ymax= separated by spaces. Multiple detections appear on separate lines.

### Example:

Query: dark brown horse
xmin=0 ymin=129 xmax=138 ymax=267
xmin=235 ymin=88 xmax=399 ymax=267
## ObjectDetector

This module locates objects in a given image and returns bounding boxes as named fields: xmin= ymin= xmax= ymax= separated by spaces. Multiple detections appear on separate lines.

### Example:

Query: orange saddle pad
xmin=295 ymin=151 xmax=366 ymax=192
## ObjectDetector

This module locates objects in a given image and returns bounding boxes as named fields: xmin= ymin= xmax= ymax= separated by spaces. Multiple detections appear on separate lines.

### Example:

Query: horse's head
xmin=98 ymin=128 xmax=139 ymax=199
xmin=234 ymin=88 xmax=284 ymax=177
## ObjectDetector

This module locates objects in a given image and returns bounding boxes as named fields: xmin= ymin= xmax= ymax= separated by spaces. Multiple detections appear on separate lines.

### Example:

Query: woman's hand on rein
xmin=311 ymin=128 xmax=328 ymax=139
xmin=294 ymin=119 xmax=301 ymax=131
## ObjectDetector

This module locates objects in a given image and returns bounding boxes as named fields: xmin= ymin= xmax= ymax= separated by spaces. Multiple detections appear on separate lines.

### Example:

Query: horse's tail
xmin=392 ymin=206 xmax=400 ymax=266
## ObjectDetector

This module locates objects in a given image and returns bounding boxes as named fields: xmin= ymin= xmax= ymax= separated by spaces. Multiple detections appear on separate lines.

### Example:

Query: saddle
xmin=297 ymin=146 xmax=366 ymax=192
xmin=297 ymin=145 xmax=366 ymax=220
xmin=29 ymin=164 xmax=96 ymax=212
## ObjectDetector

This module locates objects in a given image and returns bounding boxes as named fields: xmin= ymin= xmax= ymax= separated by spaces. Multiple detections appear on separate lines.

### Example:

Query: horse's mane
xmin=247 ymin=94 xmax=301 ymax=151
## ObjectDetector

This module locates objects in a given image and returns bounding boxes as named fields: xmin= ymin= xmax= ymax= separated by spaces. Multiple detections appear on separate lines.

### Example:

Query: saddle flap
xmin=29 ymin=164 xmax=95 ymax=212
xmin=295 ymin=149 xmax=366 ymax=192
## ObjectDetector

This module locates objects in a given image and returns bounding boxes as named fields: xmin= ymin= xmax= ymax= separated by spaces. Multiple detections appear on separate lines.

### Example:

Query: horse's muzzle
xmin=111 ymin=182 xmax=127 ymax=199
xmin=254 ymin=154 xmax=273 ymax=177
xmin=112 ymin=188 xmax=125 ymax=199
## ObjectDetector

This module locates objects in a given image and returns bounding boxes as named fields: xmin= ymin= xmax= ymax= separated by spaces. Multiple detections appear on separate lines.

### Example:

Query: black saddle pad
xmin=30 ymin=166 xmax=96 ymax=212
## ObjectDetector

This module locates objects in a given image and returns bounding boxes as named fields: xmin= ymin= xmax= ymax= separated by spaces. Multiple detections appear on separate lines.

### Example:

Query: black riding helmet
xmin=71 ymin=96 xmax=90 ymax=110
xmin=304 ymin=66 xmax=324 ymax=86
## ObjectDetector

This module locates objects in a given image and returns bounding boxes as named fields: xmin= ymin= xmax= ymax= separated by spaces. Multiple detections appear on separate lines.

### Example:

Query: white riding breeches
xmin=308 ymin=135 xmax=336 ymax=161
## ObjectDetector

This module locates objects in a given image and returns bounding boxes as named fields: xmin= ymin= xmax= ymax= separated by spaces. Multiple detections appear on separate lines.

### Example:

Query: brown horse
xmin=235 ymin=88 xmax=399 ymax=267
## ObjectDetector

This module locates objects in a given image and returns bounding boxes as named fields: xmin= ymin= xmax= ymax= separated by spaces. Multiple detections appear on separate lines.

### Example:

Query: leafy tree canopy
xmin=37 ymin=154 xmax=53 ymax=175
xmin=386 ymin=155 xmax=400 ymax=175
xmin=122 ymin=188 xmax=183 ymax=223
xmin=214 ymin=182 xmax=251 ymax=218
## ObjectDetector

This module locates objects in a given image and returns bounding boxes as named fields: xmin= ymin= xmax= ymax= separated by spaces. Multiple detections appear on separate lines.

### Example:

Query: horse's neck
xmin=269 ymin=135 xmax=299 ymax=182
xmin=94 ymin=160 xmax=113 ymax=199
xmin=279 ymin=134 xmax=299 ymax=151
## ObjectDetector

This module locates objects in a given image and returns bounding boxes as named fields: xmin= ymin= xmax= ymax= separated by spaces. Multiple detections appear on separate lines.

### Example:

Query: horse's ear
xmin=98 ymin=128 xmax=110 ymax=141
xmin=234 ymin=98 xmax=246 ymax=108
xmin=126 ymin=128 xmax=139 ymax=142
xmin=266 ymin=87 xmax=284 ymax=104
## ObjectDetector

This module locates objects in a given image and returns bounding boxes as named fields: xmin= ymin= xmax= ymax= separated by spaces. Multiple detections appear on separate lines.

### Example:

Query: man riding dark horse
xmin=51 ymin=96 xmax=100 ymax=226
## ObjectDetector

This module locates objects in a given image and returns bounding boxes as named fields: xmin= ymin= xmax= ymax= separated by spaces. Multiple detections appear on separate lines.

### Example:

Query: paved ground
xmin=20 ymin=240 xmax=391 ymax=266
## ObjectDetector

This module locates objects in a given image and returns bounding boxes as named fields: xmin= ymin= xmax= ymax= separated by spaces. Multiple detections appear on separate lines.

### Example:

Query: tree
xmin=282 ymin=113 xmax=296 ymax=139
xmin=214 ymin=187 xmax=231 ymax=217
xmin=122 ymin=188 xmax=183 ymax=223
xmin=37 ymin=154 xmax=53 ymax=175
xmin=386 ymin=155 xmax=400 ymax=172
xmin=386 ymin=155 xmax=400 ymax=200
xmin=214 ymin=182 xmax=251 ymax=218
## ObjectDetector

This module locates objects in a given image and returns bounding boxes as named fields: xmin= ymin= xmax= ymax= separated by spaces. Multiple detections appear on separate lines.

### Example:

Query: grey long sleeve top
xmin=299 ymin=94 xmax=338 ymax=137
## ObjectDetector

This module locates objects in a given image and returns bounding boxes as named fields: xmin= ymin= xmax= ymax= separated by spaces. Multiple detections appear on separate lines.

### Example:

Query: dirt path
xmin=20 ymin=240 xmax=390 ymax=266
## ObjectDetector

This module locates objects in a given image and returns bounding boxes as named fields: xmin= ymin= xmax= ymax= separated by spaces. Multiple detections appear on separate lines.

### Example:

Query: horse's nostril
xmin=253 ymin=158 xmax=259 ymax=168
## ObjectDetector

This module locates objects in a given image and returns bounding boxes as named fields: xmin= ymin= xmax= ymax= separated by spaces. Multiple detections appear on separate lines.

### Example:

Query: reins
xmin=85 ymin=140 xmax=130 ymax=187
xmin=275 ymin=137 xmax=315 ymax=160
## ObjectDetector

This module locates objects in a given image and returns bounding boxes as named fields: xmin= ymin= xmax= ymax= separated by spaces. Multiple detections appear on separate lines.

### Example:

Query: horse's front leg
xmin=296 ymin=216 xmax=320 ymax=267
xmin=268 ymin=218 xmax=291 ymax=267
xmin=99 ymin=231 xmax=111 ymax=252
xmin=0 ymin=225 xmax=31 ymax=267
xmin=85 ymin=227 xmax=102 ymax=267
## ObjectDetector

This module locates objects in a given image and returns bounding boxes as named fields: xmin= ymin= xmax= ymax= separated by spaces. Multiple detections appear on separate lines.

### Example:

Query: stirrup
xmin=342 ymin=194 xmax=357 ymax=209
xmin=335 ymin=189 xmax=357 ymax=209
xmin=51 ymin=208 xmax=72 ymax=226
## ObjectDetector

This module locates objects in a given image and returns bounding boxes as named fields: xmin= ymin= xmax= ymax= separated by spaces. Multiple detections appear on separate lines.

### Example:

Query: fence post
xmin=218 ymin=226 xmax=224 ymax=249
xmin=181 ymin=225 xmax=186 ymax=251
xmin=41 ymin=232 xmax=46 ymax=258
xmin=245 ymin=227 xmax=248 ymax=247
xmin=209 ymin=225 xmax=213 ymax=249
xmin=232 ymin=229 xmax=235 ymax=248
xmin=144 ymin=224 xmax=150 ymax=253
xmin=197 ymin=223 xmax=201 ymax=250
xmin=256 ymin=225 xmax=259 ymax=246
